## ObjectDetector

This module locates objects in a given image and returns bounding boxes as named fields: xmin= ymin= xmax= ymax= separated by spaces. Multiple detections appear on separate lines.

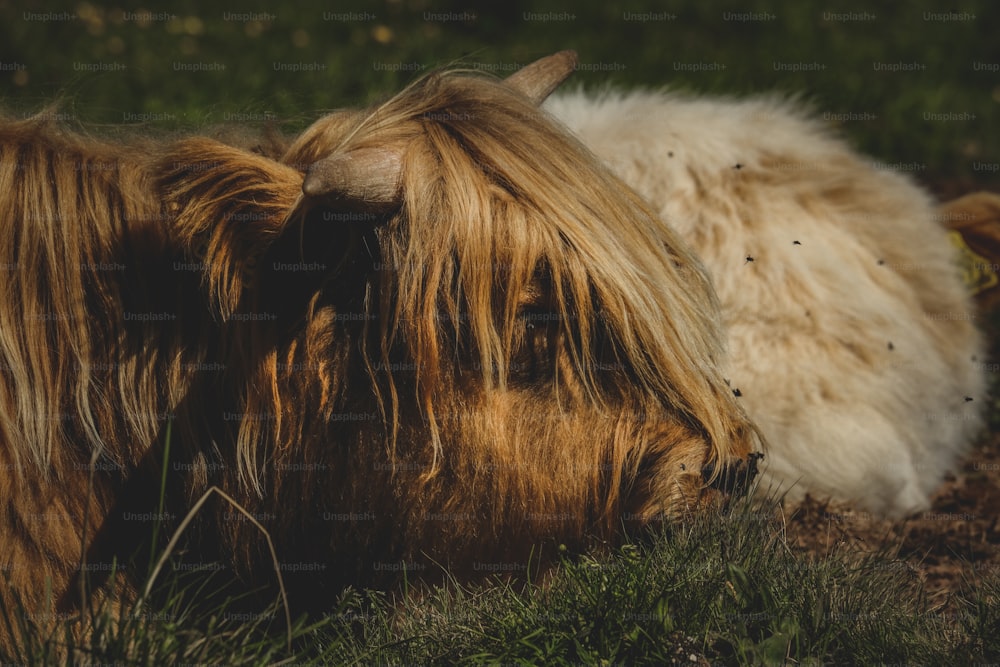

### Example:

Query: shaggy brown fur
xmin=0 ymin=54 xmax=761 ymax=640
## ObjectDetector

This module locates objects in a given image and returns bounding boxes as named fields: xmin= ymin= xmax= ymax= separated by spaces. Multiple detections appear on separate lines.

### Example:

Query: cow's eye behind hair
xmin=511 ymin=305 xmax=560 ymax=383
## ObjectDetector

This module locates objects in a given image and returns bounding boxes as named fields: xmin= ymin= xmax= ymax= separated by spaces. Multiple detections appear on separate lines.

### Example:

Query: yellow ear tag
xmin=948 ymin=230 xmax=998 ymax=295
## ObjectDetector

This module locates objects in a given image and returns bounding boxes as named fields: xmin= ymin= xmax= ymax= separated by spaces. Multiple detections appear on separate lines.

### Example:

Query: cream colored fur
xmin=547 ymin=89 xmax=986 ymax=516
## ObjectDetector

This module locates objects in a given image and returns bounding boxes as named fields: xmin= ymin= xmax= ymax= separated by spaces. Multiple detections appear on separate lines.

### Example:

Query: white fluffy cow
xmin=548 ymin=89 xmax=986 ymax=515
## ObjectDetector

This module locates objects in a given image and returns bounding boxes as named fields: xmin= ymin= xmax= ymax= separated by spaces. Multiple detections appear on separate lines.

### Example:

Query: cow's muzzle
xmin=701 ymin=452 xmax=764 ymax=497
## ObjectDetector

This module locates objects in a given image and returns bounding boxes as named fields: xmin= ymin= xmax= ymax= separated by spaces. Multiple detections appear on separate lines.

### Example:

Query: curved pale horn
xmin=505 ymin=50 xmax=578 ymax=104
xmin=302 ymin=147 xmax=403 ymax=210
xmin=302 ymin=51 xmax=578 ymax=206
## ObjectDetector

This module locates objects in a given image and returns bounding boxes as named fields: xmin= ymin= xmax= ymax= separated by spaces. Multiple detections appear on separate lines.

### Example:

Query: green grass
xmin=0 ymin=573 xmax=314 ymax=665
xmin=4 ymin=494 xmax=999 ymax=665
xmin=317 ymin=498 xmax=990 ymax=666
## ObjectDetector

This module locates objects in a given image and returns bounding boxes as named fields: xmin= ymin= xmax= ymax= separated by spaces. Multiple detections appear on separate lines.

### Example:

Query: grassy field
xmin=0 ymin=0 xmax=997 ymax=185
xmin=1 ymin=0 xmax=999 ymax=664
xmin=5 ymin=493 xmax=999 ymax=664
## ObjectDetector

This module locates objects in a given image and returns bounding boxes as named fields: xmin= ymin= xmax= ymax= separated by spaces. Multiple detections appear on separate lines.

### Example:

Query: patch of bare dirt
xmin=783 ymin=269 xmax=1000 ymax=611
xmin=783 ymin=430 xmax=1000 ymax=608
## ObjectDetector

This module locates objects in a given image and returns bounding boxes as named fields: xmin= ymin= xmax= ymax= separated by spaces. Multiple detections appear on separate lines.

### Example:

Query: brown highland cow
xmin=0 ymin=52 xmax=762 ymax=641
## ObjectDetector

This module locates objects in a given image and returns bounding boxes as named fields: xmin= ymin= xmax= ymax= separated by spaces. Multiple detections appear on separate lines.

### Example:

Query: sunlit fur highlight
xmin=278 ymin=73 xmax=758 ymax=481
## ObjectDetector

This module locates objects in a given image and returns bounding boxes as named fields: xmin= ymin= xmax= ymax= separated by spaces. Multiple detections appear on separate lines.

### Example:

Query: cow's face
xmin=270 ymin=54 xmax=763 ymax=538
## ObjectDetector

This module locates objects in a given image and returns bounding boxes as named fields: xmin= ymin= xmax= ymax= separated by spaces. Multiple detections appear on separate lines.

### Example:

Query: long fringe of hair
xmin=278 ymin=71 xmax=759 ymax=481
xmin=0 ymin=66 xmax=758 ymax=503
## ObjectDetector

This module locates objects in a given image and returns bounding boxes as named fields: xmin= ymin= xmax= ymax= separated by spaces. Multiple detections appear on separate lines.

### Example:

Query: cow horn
xmin=302 ymin=147 xmax=403 ymax=210
xmin=301 ymin=51 xmax=578 ymax=206
xmin=505 ymin=50 xmax=578 ymax=104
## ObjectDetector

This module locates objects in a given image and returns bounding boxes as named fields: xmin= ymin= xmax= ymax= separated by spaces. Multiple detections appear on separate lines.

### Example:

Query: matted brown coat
xmin=0 ymin=52 xmax=761 ymax=641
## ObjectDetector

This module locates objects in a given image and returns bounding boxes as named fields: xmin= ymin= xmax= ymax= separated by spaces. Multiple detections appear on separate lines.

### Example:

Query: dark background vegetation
xmin=0 ymin=0 xmax=997 ymax=193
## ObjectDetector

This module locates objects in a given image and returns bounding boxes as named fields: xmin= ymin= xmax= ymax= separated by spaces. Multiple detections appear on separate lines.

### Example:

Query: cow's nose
xmin=701 ymin=452 xmax=764 ymax=496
